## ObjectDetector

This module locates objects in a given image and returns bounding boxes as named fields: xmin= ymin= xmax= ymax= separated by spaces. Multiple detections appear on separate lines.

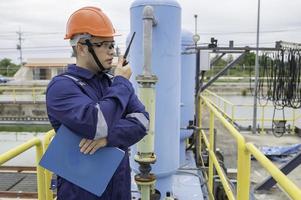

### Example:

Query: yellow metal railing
xmin=0 ymin=129 xmax=55 ymax=200
xmin=0 ymin=86 xmax=46 ymax=103
xmin=199 ymin=95 xmax=301 ymax=200
xmin=43 ymin=130 xmax=56 ymax=200
xmin=204 ymin=90 xmax=301 ymax=134
xmin=0 ymin=137 xmax=46 ymax=200
xmin=1 ymin=91 xmax=301 ymax=200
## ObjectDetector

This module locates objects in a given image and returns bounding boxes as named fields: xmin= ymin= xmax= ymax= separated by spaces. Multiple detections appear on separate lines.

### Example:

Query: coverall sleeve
xmin=107 ymin=93 xmax=149 ymax=148
xmin=46 ymin=76 xmax=133 ymax=140
xmin=107 ymin=118 xmax=147 ymax=149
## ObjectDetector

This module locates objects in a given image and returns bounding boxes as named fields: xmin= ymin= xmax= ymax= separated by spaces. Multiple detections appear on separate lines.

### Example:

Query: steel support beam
xmin=255 ymin=152 xmax=301 ymax=190
xmin=200 ymin=51 xmax=248 ymax=92
xmin=210 ymin=53 xmax=226 ymax=67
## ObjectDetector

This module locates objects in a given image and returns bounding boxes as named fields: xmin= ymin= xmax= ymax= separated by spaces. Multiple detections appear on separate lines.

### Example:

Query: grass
xmin=0 ymin=124 xmax=52 ymax=132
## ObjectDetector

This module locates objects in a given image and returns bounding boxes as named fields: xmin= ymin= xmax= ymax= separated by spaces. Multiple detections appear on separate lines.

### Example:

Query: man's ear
xmin=77 ymin=43 xmax=88 ymax=57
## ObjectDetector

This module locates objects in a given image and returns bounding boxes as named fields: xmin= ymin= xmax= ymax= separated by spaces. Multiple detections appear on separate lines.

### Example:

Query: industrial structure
xmin=0 ymin=0 xmax=301 ymax=199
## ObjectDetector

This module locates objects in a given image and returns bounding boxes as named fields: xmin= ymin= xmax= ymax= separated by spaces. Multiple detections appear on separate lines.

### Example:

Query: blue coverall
xmin=46 ymin=64 xmax=149 ymax=200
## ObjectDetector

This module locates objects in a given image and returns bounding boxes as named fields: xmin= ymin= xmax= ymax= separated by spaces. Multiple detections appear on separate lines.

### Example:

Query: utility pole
xmin=16 ymin=28 xmax=23 ymax=66
xmin=115 ymin=45 xmax=121 ymax=57
xmin=252 ymin=0 xmax=261 ymax=134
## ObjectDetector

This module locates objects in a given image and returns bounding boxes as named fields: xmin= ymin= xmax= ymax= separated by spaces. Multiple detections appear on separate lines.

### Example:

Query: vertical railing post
xmin=198 ymin=97 xmax=203 ymax=155
xmin=236 ymin=141 xmax=251 ymax=200
xmin=231 ymin=105 xmax=235 ymax=124
xmin=208 ymin=110 xmax=214 ymax=197
xmin=13 ymin=88 xmax=16 ymax=103
xmin=36 ymin=143 xmax=46 ymax=200
xmin=224 ymin=102 xmax=227 ymax=118
xmin=44 ymin=131 xmax=55 ymax=200
xmin=292 ymin=109 xmax=296 ymax=134
xmin=32 ymin=88 xmax=36 ymax=104
xmin=260 ymin=106 xmax=265 ymax=134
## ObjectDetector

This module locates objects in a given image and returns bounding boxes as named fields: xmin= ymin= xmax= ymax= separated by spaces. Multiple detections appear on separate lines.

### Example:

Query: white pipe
xmin=143 ymin=6 xmax=156 ymax=76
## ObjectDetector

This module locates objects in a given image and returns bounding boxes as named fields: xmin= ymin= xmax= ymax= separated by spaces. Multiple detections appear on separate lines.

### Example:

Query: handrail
xmin=204 ymin=89 xmax=298 ymax=134
xmin=202 ymin=96 xmax=250 ymax=200
xmin=43 ymin=130 xmax=56 ymax=200
xmin=0 ymin=87 xmax=45 ymax=90
xmin=204 ymin=89 xmax=234 ymax=107
xmin=0 ymin=86 xmax=46 ymax=103
xmin=199 ymin=95 xmax=301 ymax=200
xmin=201 ymin=128 xmax=236 ymax=200
xmin=246 ymin=143 xmax=301 ymax=199
xmin=0 ymin=137 xmax=46 ymax=200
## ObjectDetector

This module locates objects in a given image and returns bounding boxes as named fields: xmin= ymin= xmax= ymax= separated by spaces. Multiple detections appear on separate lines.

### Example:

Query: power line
xmin=197 ymin=27 xmax=301 ymax=35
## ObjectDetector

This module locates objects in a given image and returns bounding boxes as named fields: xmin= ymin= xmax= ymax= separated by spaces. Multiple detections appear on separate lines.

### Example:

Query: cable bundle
xmin=258 ymin=48 xmax=301 ymax=109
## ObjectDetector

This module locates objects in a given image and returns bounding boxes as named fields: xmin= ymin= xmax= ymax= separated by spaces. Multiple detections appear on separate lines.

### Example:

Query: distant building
xmin=14 ymin=58 xmax=76 ymax=81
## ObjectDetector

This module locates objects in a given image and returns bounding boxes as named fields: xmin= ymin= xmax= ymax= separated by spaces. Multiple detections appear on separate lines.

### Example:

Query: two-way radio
xmin=122 ymin=32 xmax=136 ymax=66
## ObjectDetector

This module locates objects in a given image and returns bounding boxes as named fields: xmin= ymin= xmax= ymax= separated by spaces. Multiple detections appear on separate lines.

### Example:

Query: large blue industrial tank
xmin=180 ymin=30 xmax=195 ymax=166
xmin=130 ymin=0 xmax=181 ymax=197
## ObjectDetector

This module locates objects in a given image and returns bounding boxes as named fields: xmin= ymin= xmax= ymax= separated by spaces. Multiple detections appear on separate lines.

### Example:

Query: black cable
xmin=258 ymin=52 xmax=269 ymax=106
xmin=256 ymin=48 xmax=301 ymax=109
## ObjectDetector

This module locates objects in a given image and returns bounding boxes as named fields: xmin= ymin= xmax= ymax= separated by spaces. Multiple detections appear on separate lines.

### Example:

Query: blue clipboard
xmin=39 ymin=125 xmax=125 ymax=197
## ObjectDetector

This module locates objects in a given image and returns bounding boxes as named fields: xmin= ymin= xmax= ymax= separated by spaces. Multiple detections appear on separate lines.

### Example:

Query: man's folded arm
xmin=106 ymin=116 xmax=148 ymax=149
xmin=46 ymin=76 xmax=134 ymax=140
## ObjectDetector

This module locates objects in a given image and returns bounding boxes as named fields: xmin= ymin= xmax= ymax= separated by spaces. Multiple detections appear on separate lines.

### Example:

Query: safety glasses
xmin=80 ymin=40 xmax=115 ymax=50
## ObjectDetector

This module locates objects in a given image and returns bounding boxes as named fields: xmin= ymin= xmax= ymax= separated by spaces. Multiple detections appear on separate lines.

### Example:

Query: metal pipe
xmin=0 ymin=138 xmax=46 ymax=200
xmin=43 ymin=130 xmax=56 ymax=200
xmin=246 ymin=143 xmax=301 ymax=199
xmin=143 ymin=6 xmax=156 ymax=76
xmin=252 ymin=0 xmax=261 ymax=134
xmin=134 ymin=5 xmax=158 ymax=200
xmin=208 ymin=110 xmax=214 ymax=193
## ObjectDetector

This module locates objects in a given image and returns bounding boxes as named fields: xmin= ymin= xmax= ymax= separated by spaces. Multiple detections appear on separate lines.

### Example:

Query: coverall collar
xmin=67 ymin=64 xmax=100 ymax=80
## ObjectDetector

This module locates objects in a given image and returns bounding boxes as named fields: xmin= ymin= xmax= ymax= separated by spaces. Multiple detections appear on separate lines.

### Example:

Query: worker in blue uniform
xmin=46 ymin=6 xmax=149 ymax=200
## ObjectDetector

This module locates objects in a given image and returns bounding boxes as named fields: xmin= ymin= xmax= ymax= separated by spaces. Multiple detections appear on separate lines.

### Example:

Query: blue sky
xmin=0 ymin=0 xmax=301 ymax=63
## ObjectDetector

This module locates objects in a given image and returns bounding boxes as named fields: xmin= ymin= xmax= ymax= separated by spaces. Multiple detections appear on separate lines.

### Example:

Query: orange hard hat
xmin=64 ymin=6 xmax=116 ymax=39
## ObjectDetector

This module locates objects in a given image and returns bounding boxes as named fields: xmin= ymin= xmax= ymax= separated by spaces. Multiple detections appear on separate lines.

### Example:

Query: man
xmin=46 ymin=6 xmax=149 ymax=200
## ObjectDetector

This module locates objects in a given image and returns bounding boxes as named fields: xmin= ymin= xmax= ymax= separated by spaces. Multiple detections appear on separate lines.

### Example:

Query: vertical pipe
xmin=195 ymin=50 xmax=201 ymax=165
xmin=252 ymin=0 xmax=261 ymax=134
xmin=44 ymin=131 xmax=55 ymax=200
xmin=33 ymin=88 xmax=36 ymax=104
xmin=134 ymin=5 xmax=157 ymax=200
xmin=261 ymin=106 xmax=265 ymax=134
xmin=143 ymin=6 xmax=155 ymax=76
xmin=208 ymin=110 xmax=214 ymax=195
xmin=198 ymin=97 xmax=202 ymax=153
xmin=36 ymin=143 xmax=46 ymax=200
xmin=236 ymin=142 xmax=251 ymax=200
xmin=231 ymin=105 xmax=235 ymax=124
xmin=130 ymin=1 xmax=181 ymax=196
xmin=195 ymin=50 xmax=200 ymax=98
xmin=224 ymin=103 xmax=227 ymax=118
xmin=140 ymin=185 xmax=151 ymax=200
xmin=292 ymin=109 xmax=296 ymax=134
xmin=137 ymin=87 xmax=156 ymax=155
xmin=13 ymin=89 xmax=16 ymax=103
xmin=195 ymin=95 xmax=201 ymax=165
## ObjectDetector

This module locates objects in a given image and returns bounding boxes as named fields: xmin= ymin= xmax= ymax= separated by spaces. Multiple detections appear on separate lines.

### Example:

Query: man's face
xmin=89 ymin=36 xmax=115 ymax=69
xmin=78 ymin=36 xmax=115 ymax=72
